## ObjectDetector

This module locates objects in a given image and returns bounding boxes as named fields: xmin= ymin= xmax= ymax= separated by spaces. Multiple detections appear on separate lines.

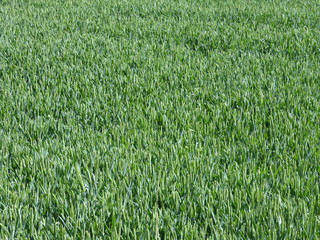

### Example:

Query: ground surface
xmin=0 ymin=0 xmax=320 ymax=239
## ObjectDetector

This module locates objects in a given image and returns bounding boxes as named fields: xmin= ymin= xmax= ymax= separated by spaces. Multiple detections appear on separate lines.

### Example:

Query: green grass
xmin=1 ymin=0 xmax=320 ymax=239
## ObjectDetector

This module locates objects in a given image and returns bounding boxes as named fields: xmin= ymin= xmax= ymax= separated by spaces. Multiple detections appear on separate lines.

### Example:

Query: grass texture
xmin=0 ymin=0 xmax=320 ymax=239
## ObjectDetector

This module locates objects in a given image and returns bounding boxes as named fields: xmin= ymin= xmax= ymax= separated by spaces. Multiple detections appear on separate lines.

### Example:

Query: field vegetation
xmin=0 ymin=0 xmax=320 ymax=239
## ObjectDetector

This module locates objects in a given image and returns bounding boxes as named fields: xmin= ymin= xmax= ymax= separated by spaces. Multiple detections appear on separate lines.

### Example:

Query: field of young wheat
xmin=0 ymin=0 xmax=319 ymax=239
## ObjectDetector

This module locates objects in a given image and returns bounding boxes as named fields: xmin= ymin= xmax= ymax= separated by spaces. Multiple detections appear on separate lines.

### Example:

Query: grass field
xmin=0 ymin=0 xmax=320 ymax=239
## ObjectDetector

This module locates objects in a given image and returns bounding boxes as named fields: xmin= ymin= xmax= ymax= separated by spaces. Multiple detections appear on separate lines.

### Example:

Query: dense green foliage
xmin=1 ymin=0 xmax=320 ymax=239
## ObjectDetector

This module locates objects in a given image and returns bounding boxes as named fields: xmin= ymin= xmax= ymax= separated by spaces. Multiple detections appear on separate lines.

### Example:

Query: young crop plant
xmin=0 ymin=0 xmax=319 ymax=239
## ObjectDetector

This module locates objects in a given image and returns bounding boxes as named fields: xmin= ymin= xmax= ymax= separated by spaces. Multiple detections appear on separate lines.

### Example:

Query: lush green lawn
xmin=0 ymin=0 xmax=320 ymax=239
